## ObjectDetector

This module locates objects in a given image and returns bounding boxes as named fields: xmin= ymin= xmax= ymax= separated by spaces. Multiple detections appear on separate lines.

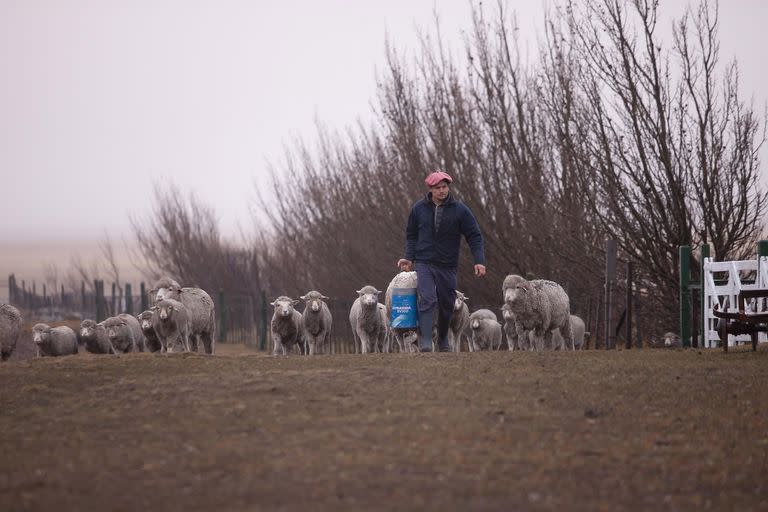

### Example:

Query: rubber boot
xmin=437 ymin=310 xmax=452 ymax=352
xmin=418 ymin=309 xmax=435 ymax=352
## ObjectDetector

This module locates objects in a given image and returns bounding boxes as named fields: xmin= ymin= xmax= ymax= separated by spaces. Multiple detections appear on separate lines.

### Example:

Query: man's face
xmin=429 ymin=181 xmax=450 ymax=202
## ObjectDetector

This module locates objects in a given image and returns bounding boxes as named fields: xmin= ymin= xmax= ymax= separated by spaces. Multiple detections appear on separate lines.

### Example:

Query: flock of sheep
xmin=271 ymin=271 xmax=587 ymax=355
xmin=0 ymin=277 xmax=216 ymax=360
xmin=0 ymin=271 xmax=587 ymax=361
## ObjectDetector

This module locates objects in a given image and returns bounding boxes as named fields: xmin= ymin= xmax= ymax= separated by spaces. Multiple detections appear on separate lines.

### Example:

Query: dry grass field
xmin=1 ymin=341 xmax=767 ymax=511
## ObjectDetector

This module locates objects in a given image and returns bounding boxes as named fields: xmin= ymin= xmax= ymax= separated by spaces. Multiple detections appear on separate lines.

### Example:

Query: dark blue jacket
xmin=404 ymin=193 xmax=485 ymax=268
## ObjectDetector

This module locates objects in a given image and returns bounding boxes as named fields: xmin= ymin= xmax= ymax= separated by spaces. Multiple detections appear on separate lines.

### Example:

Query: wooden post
xmin=218 ymin=289 xmax=226 ymax=344
xmin=81 ymin=281 xmax=86 ymax=312
xmin=679 ymin=245 xmax=692 ymax=348
xmin=635 ymin=292 xmax=643 ymax=348
xmin=625 ymin=261 xmax=633 ymax=349
xmin=111 ymin=282 xmax=117 ymax=315
xmin=140 ymin=282 xmax=148 ymax=312
xmin=125 ymin=283 xmax=133 ymax=315
xmin=96 ymin=280 xmax=106 ymax=322
xmin=605 ymin=240 xmax=617 ymax=349
xmin=260 ymin=290 xmax=268 ymax=351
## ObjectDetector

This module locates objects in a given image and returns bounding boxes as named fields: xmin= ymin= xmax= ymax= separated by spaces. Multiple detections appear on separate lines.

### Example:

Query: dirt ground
xmin=1 ymin=340 xmax=767 ymax=512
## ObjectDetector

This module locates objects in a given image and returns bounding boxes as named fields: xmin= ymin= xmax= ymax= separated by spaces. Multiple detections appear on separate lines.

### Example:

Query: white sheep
xmin=1 ymin=304 xmax=23 ymax=362
xmin=468 ymin=309 xmax=502 ymax=351
xmin=503 ymin=274 xmax=573 ymax=351
xmin=153 ymin=277 xmax=216 ymax=354
xmin=501 ymin=303 xmax=526 ymax=351
xmin=550 ymin=315 xmax=588 ymax=350
xmin=300 ymin=290 xmax=332 ymax=355
xmin=103 ymin=314 xmax=146 ymax=353
xmin=349 ymin=286 xmax=387 ymax=354
xmin=384 ymin=271 xmax=419 ymax=353
xmin=32 ymin=323 xmax=78 ymax=357
xmin=137 ymin=310 xmax=162 ymax=353
xmin=448 ymin=291 xmax=470 ymax=352
xmin=270 ymin=296 xmax=303 ymax=356
xmin=151 ymin=299 xmax=191 ymax=353
xmin=79 ymin=319 xmax=114 ymax=354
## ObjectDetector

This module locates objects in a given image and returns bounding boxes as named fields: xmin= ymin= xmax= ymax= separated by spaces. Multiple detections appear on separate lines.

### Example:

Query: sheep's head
xmin=300 ymin=291 xmax=329 ymax=313
xmin=80 ymin=319 xmax=98 ymax=338
xmin=501 ymin=303 xmax=514 ymax=322
xmin=154 ymin=277 xmax=182 ymax=302
xmin=505 ymin=278 xmax=532 ymax=312
xmin=502 ymin=274 xmax=526 ymax=304
xmin=454 ymin=291 xmax=468 ymax=312
xmin=138 ymin=310 xmax=155 ymax=332
xmin=471 ymin=319 xmax=481 ymax=330
xmin=103 ymin=317 xmax=129 ymax=341
xmin=155 ymin=301 xmax=181 ymax=322
xmin=271 ymin=296 xmax=298 ymax=317
xmin=32 ymin=323 xmax=51 ymax=344
xmin=356 ymin=286 xmax=381 ymax=308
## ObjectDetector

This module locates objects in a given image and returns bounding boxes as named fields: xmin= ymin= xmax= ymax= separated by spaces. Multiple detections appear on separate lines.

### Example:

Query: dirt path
xmin=1 ymin=345 xmax=767 ymax=511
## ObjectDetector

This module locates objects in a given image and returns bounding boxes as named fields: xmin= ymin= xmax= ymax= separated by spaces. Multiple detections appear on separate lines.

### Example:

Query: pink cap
xmin=425 ymin=170 xmax=453 ymax=187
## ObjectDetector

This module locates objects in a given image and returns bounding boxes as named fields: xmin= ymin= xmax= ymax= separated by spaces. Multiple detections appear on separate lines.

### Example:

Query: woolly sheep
xmin=384 ymin=271 xmax=419 ymax=353
xmin=448 ymin=291 xmax=470 ymax=352
xmin=151 ymin=299 xmax=191 ymax=353
xmin=501 ymin=303 xmax=530 ymax=351
xmin=270 ymin=296 xmax=303 ymax=356
xmin=503 ymin=274 xmax=573 ymax=351
xmin=79 ymin=319 xmax=114 ymax=354
xmin=32 ymin=323 xmax=78 ymax=357
xmin=468 ymin=309 xmax=502 ymax=351
xmin=153 ymin=277 xmax=216 ymax=354
xmin=1 ymin=304 xmax=23 ymax=361
xmin=300 ymin=291 xmax=332 ymax=355
xmin=137 ymin=310 xmax=162 ymax=353
xmin=548 ymin=315 xmax=587 ymax=350
xmin=349 ymin=286 xmax=387 ymax=354
xmin=103 ymin=314 xmax=146 ymax=353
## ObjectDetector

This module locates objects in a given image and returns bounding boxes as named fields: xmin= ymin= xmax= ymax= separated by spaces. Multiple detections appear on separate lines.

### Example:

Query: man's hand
xmin=474 ymin=264 xmax=486 ymax=277
xmin=397 ymin=259 xmax=413 ymax=272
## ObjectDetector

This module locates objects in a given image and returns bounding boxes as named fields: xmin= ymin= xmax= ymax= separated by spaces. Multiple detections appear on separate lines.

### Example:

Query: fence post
xmin=625 ymin=261 xmax=633 ymax=349
xmin=679 ymin=245 xmax=692 ymax=348
xmin=635 ymin=292 xmax=643 ymax=348
xmin=140 ymin=282 xmax=148 ymax=312
xmin=260 ymin=290 xmax=268 ymax=351
xmin=218 ymin=289 xmax=227 ymax=344
xmin=605 ymin=240 xmax=617 ymax=349
xmin=96 ymin=280 xmax=106 ymax=322
xmin=81 ymin=281 xmax=86 ymax=312
xmin=125 ymin=283 xmax=133 ymax=315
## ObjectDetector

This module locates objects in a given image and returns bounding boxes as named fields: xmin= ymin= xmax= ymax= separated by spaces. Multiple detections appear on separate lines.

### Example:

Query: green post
xmin=218 ymin=289 xmax=226 ymax=344
xmin=700 ymin=244 xmax=710 ymax=349
xmin=140 ymin=282 xmax=148 ymax=312
xmin=680 ymin=246 xmax=692 ymax=348
xmin=759 ymin=240 xmax=768 ymax=257
xmin=125 ymin=283 xmax=133 ymax=315
xmin=260 ymin=290 xmax=268 ymax=351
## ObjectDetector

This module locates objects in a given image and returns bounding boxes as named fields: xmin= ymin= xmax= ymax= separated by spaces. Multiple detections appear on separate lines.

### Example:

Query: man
xmin=397 ymin=170 xmax=486 ymax=352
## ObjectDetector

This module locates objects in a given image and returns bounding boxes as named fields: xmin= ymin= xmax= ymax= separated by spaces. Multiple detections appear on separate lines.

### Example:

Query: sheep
xmin=349 ymin=286 xmax=387 ymax=354
xmin=151 ymin=299 xmax=191 ymax=353
xmin=137 ymin=310 xmax=163 ymax=352
xmin=503 ymin=274 xmax=573 ymax=351
xmin=448 ymin=291 xmax=470 ymax=352
xmin=501 ymin=303 xmax=528 ymax=351
xmin=270 ymin=296 xmax=303 ymax=356
xmin=549 ymin=315 xmax=587 ymax=350
xmin=1 ymin=304 xmax=23 ymax=362
xmin=384 ymin=271 xmax=419 ymax=353
xmin=376 ymin=303 xmax=391 ymax=353
xmin=103 ymin=314 xmax=146 ymax=353
xmin=153 ymin=277 xmax=216 ymax=354
xmin=79 ymin=319 xmax=114 ymax=354
xmin=32 ymin=323 xmax=78 ymax=357
xmin=468 ymin=309 xmax=503 ymax=351
xmin=300 ymin=291 xmax=332 ymax=355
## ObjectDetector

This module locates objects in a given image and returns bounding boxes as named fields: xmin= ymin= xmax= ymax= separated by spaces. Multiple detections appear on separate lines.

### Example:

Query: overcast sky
xmin=1 ymin=0 xmax=766 ymax=250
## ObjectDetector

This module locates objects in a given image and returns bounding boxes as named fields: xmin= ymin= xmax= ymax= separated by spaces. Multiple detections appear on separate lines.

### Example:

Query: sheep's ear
xmin=464 ymin=296 xmax=469 ymax=301
xmin=373 ymin=289 xmax=382 ymax=295
xmin=299 ymin=295 xmax=307 ymax=301
xmin=292 ymin=299 xmax=300 ymax=306
xmin=269 ymin=301 xmax=277 ymax=307
xmin=355 ymin=289 xmax=363 ymax=295
xmin=321 ymin=295 xmax=330 ymax=301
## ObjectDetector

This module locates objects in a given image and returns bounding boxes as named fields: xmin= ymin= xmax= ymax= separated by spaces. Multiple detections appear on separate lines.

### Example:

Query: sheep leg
xmin=188 ymin=334 xmax=199 ymax=353
xmin=272 ymin=336 xmax=283 ymax=356
xmin=201 ymin=330 xmax=215 ymax=355
xmin=308 ymin=338 xmax=316 ymax=356
xmin=561 ymin=320 xmax=574 ymax=351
